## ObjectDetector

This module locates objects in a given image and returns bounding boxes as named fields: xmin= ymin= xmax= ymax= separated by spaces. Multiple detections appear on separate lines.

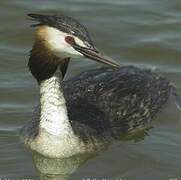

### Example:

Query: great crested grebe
xmin=21 ymin=14 xmax=180 ymax=177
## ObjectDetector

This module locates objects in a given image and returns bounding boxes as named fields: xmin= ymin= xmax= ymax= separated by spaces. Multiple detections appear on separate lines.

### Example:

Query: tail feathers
xmin=171 ymin=84 xmax=181 ymax=111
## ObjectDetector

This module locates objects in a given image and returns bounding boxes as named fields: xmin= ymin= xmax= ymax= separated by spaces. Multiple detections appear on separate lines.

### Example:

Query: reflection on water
xmin=32 ymin=151 xmax=94 ymax=180
xmin=0 ymin=0 xmax=181 ymax=179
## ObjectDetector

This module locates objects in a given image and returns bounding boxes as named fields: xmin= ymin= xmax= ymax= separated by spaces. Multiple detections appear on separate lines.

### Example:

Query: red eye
xmin=65 ymin=36 xmax=75 ymax=45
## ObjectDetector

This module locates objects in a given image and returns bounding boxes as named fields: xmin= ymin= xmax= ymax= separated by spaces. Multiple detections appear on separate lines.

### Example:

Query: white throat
xmin=39 ymin=72 xmax=73 ymax=136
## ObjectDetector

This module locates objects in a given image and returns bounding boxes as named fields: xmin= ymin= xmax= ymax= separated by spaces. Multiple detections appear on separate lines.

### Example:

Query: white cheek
xmin=74 ymin=37 xmax=87 ymax=48
xmin=46 ymin=27 xmax=83 ymax=58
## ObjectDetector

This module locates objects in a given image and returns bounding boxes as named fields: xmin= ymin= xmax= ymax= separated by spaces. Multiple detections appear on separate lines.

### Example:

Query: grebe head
xmin=28 ymin=14 xmax=119 ymax=80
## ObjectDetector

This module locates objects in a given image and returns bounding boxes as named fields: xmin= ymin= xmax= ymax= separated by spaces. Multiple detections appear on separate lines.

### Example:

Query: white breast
xmin=26 ymin=72 xmax=92 ymax=158
xmin=39 ymin=72 xmax=72 ymax=136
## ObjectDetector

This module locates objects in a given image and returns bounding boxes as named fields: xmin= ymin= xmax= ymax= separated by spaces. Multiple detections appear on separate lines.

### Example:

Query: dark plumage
xmin=63 ymin=66 xmax=173 ymax=142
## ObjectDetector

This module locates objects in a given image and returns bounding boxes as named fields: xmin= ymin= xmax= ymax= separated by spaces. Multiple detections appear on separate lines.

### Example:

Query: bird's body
xmin=20 ymin=13 xmax=180 ymax=178
xmin=65 ymin=66 xmax=172 ymax=140
xmin=21 ymin=66 xmax=173 ymax=157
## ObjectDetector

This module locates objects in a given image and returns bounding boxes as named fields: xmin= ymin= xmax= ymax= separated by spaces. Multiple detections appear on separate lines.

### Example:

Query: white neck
xmin=39 ymin=72 xmax=73 ymax=136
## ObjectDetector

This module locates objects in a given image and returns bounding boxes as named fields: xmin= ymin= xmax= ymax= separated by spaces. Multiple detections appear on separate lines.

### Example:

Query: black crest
xmin=28 ymin=13 xmax=94 ymax=47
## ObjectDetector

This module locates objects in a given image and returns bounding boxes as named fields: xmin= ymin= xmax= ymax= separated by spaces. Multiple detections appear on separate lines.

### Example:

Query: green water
xmin=0 ymin=0 xmax=181 ymax=179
